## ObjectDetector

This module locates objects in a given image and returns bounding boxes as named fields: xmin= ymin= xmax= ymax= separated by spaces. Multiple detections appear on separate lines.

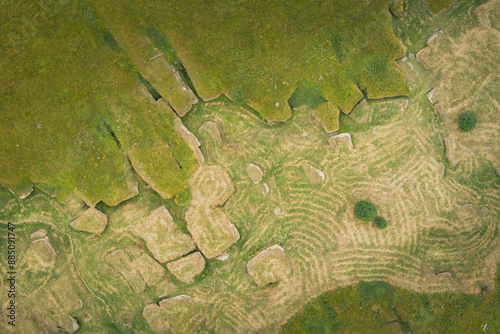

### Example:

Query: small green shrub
xmin=354 ymin=201 xmax=377 ymax=222
xmin=287 ymin=82 xmax=326 ymax=109
xmin=458 ymin=112 xmax=478 ymax=132
xmin=374 ymin=216 xmax=388 ymax=229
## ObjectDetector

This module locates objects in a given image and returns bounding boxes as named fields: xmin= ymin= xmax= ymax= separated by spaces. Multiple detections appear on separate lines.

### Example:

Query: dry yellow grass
xmin=186 ymin=165 xmax=240 ymax=258
xmin=418 ymin=0 xmax=500 ymax=173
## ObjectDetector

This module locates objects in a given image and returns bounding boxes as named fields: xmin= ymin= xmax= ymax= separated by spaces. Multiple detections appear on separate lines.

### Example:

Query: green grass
xmin=1 ymin=0 xmax=499 ymax=333
xmin=120 ymin=0 xmax=409 ymax=122
xmin=282 ymin=267 xmax=500 ymax=333
xmin=426 ymin=0 xmax=455 ymax=12
xmin=392 ymin=0 xmax=489 ymax=54
xmin=288 ymin=82 xmax=327 ymax=109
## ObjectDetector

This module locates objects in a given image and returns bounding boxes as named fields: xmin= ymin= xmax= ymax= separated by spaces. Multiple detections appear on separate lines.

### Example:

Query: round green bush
xmin=374 ymin=216 xmax=388 ymax=229
xmin=458 ymin=112 xmax=478 ymax=132
xmin=354 ymin=201 xmax=377 ymax=222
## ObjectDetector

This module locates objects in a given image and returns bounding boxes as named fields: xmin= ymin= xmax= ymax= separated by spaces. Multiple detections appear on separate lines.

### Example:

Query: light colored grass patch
xmin=26 ymin=237 xmax=57 ymax=270
xmin=70 ymin=207 xmax=107 ymax=234
xmin=247 ymin=244 xmax=291 ymax=287
xmin=133 ymin=253 xmax=166 ymax=287
xmin=132 ymin=206 xmax=195 ymax=263
xmin=167 ymin=252 xmax=205 ymax=283
xmin=189 ymin=165 xmax=234 ymax=206
xmin=246 ymin=163 xmax=264 ymax=184
xmin=105 ymin=249 xmax=146 ymax=293
xmin=186 ymin=165 xmax=240 ymax=258
xmin=418 ymin=0 xmax=500 ymax=173
xmin=186 ymin=204 xmax=240 ymax=259
xmin=143 ymin=295 xmax=205 ymax=334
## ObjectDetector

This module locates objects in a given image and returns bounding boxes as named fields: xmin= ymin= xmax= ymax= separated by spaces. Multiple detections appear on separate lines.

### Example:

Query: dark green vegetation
xmin=458 ymin=112 xmax=478 ymax=132
xmin=354 ymin=201 xmax=378 ymax=222
xmin=374 ymin=216 xmax=388 ymax=229
xmin=282 ymin=267 xmax=500 ymax=333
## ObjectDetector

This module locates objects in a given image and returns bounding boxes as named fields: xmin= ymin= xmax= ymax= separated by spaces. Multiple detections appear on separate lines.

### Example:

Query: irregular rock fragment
xmin=186 ymin=204 xmax=240 ymax=259
xmin=70 ymin=207 xmax=108 ymax=234
xmin=247 ymin=163 xmax=263 ymax=184
xmin=174 ymin=115 xmax=204 ymax=163
xmin=133 ymin=206 xmax=195 ymax=263
xmin=247 ymin=245 xmax=291 ymax=287
xmin=189 ymin=165 xmax=234 ymax=206
xmin=167 ymin=252 xmax=205 ymax=283
xmin=26 ymin=237 xmax=57 ymax=270
xmin=215 ymin=252 xmax=229 ymax=261
xmin=143 ymin=295 xmax=204 ymax=334
xmin=105 ymin=249 xmax=146 ymax=293
xmin=62 ymin=316 xmax=79 ymax=334
xmin=329 ymin=133 xmax=354 ymax=149
xmin=312 ymin=102 xmax=340 ymax=133
xmin=444 ymin=136 xmax=461 ymax=168
xmin=302 ymin=163 xmax=325 ymax=184
xmin=199 ymin=121 xmax=222 ymax=144
xmin=186 ymin=165 xmax=239 ymax=258
xmin=155 ymin=278 xmax=177 ymax=298
xmin=30 ymin=228 xmax=47 ymax=240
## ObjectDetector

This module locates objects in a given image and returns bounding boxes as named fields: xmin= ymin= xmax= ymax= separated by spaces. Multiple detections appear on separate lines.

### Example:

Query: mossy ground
xmin=109 ymin=0 xmax=410 ymax=122
xmin=0 ymin=0 xmax=498 ymax=333
xmin=0 ymin=1 xmax=197 ymax=205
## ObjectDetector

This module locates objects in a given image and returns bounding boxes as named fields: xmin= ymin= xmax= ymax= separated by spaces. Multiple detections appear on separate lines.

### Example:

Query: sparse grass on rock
xmin=167 ymin=252 xmax=206 ymax=284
